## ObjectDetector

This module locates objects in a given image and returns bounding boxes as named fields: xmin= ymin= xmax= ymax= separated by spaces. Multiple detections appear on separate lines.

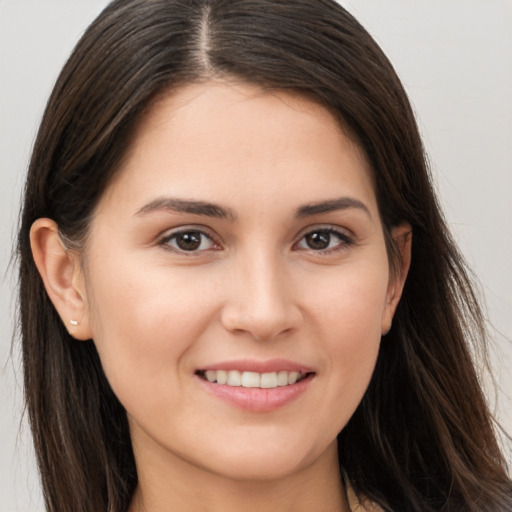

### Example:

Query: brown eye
xmin=296 ymin=228 xmax=353 ymax=252
xmin=175 ymin=232 xmax=202 ymax=251
xmin=304 ymin=231 xmax=331 ymax=250
xmin=162 ymin=230 xmax=216 ymax=253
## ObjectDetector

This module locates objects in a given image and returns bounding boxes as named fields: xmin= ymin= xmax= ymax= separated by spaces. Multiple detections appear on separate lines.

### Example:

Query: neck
xmin=128 ymin=440 xmax=348 ymax=512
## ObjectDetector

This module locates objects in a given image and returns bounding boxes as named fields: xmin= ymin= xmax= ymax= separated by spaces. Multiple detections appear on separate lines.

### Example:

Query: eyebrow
xmin=295 ymin=197 xmax=371 ymax=219
xmin=135 ymin=196 xmax=371 ymax=221
xmin=135 ymin=197 xmax=236 ymax=220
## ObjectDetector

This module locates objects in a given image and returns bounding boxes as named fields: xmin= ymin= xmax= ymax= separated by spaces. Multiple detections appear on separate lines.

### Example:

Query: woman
xmin=17 ymin=0 xmax=512 ymax=511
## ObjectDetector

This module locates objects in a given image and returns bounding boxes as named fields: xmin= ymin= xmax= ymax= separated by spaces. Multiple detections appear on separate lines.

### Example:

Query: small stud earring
xmin=70 ymin=319 xmax=79 ymax=326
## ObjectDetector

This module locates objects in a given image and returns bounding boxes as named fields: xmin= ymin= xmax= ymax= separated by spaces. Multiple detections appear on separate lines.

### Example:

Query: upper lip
xmin=197 ymin=359 xmax=315 ymax=374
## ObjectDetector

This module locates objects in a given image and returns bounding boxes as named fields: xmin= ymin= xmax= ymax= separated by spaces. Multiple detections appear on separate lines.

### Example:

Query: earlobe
xmin=30 ymin=218 xmax=93 ymax=340
xmin=382 ymin=223 xmax=412 ymax=335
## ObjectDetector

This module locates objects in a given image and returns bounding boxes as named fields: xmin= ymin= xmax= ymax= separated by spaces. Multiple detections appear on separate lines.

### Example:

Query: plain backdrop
xmin=1 ymin=1 xmax=511 ymax=510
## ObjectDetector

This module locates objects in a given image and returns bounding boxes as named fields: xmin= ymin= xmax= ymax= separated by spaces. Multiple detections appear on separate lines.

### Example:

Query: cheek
xmin=307 ymin=259 xmax=389 ymax=342
xmin=84 ymin=259 xmax=218 ymax=400
xmin=304 ymin=262 xmax=388 ymax=422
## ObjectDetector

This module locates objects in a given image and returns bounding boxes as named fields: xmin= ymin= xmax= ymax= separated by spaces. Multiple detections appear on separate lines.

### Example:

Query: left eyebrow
xmin=295 ymin=197 xmax=372 ymax=219
xmin=134 ymin=197 xmax=236 ymax=221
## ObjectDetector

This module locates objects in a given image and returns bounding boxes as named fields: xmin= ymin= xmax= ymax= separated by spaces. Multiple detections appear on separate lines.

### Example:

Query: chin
xmin=202 ymin=453 xmax=310 ymax=483
xmin=190 ymin=432 xmax=336 ymax=483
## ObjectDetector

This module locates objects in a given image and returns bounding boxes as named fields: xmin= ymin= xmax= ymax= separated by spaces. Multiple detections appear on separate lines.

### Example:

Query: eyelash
xmin=157 ymin=226 xmax=354 ymax=255
xmin=158 ymin=228 xmax=220 ymax=255
xmin=294 ymin=227 xmax=354 ymax=254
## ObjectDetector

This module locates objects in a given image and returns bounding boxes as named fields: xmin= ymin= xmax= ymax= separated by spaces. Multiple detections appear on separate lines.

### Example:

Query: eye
xmin=160 ymin=229 xmax=218 ymax=253
xmin=295 ymin=228 xmax=353 ymax=252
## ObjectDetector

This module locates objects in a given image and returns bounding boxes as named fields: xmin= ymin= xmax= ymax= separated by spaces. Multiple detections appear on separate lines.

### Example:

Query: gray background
xmin=1 ymin=1 xmax=511 ymax=510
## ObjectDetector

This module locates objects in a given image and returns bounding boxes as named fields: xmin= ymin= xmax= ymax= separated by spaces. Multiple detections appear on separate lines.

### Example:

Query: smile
xmin=197 ymin=370 xmax=309 ymax=388
xmin=195 ymin=360 xmax=316 ymax=411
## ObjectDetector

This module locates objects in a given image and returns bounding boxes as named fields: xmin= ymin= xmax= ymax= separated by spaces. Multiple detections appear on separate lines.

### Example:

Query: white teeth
xmin=277 ymin=371 xmax=288 ymax=387
xmin=288 ymin=371 xmax=299 ymax=385
xmin=260 ymin=372 xmax=277 ymax=388
xmin=205 ymin=370 xmax=216 ymax=383
xmin=241 ymin=372 xmax=260 ymax=388
xmin=216 ymin=370 xmax=228 ymax=385
xmin=227 ymin=370 xmax=242 ymax=386
xmin=201 ymin=370 xmax=308 ymax=388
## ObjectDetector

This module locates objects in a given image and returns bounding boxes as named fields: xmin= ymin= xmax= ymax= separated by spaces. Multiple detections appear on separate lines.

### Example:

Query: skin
xmin=31 ymin=81 xmax=410 ymax=512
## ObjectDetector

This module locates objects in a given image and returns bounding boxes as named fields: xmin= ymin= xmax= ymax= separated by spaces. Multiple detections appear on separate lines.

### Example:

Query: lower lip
xmin=197 ymin=375 xmax=313 ymax=412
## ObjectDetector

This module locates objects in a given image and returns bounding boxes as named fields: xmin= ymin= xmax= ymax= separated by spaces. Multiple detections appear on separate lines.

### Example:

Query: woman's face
xmin=80 ymin=81 xmax=406 ymax=482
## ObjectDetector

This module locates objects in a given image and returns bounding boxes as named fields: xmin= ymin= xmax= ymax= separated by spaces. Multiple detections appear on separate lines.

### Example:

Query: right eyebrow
xmin=134 ymin=197 xmax=237 ymax=221
xmin=295 ymin=197 xmax=372 ymax=219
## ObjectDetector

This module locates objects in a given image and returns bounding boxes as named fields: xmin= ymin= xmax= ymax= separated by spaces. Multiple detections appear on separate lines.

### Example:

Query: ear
xmin=381 ymin=222 xmax=412 ymax=335
xmin=30 ymin=218 xmax=93 ymax=341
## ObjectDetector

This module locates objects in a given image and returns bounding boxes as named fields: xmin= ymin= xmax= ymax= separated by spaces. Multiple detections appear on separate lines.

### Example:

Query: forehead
xmin=97 ymin=80 xmax=377 ymax=218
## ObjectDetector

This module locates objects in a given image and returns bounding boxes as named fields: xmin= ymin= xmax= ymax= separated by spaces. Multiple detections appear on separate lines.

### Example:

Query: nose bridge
xmin=221 ymin=245 xmax=301 ymax=340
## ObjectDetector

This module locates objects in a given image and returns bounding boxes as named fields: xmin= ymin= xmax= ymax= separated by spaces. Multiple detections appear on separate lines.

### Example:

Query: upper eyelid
xmin=158 ymin=225 xmax=218 ymax=240
xmin=294 ymin=224 xmax=354 ymax=240
xmin=158 ymin=226 xmax=222 ymax=250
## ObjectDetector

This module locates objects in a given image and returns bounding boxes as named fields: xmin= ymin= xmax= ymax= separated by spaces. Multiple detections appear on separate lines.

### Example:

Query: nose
xmin=220 ymin=251 xmax=303 ymax=341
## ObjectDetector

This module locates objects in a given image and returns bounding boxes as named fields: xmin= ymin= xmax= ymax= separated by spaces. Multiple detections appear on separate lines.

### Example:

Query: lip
xmin=197 ymin=358 xmax=315 ymax=374
xmin=195 ymin=359 xmax=316 ymax=412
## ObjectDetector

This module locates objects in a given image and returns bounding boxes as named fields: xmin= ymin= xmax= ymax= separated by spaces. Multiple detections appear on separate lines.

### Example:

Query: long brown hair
xmin=17 ymin=1 xmax=512 ymax=511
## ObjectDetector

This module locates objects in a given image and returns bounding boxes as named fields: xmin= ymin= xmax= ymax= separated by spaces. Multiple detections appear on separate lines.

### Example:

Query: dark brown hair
xmin=18 ymin=1 xmax=512 ymax=511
